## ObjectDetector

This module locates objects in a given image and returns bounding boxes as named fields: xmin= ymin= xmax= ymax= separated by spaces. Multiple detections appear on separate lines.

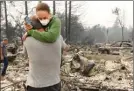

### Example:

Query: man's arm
xmin=23 ymin=46 xmax=28 ymax=59
xmin=61 ymin=36 xmax=70 ymax=55
xmin=27 ymin=18 xmax=61 ymax=43
xmin=60 ymin=35 xmax=67 ymax=49
xmin=62 ymin=40 xmax=68 ymax=51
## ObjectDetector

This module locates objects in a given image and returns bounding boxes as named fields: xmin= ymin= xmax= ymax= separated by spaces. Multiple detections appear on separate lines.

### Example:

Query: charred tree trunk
xmin=53 ymin=1 xmax=56 ymax=15
xmin=4 ymin=1 xmax=8 ymax=39
xmin=25 ymin=1 xmax=28 ymax=16
xmin=68 ymin=1 xmax=71 ymax=42
xmin=65 ymin=1 xmax=68 ymax=40
xmin=0 ymin=1 xmax=2 ymax=40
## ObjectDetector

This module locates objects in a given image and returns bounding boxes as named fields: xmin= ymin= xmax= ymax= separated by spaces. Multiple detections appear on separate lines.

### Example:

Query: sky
xmin=3 ymin=1 xmax=133 ymax=28
xmin=78 ymin=1 xmax=133 ymax=28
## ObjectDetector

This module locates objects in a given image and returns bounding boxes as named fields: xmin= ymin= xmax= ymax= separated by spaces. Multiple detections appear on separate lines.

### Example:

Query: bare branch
xmin=28 ymin=7 xmax=36 ymax=15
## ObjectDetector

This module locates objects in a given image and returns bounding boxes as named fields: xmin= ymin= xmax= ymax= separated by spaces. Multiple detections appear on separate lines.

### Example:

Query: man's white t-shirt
xmin=23 ymin=35 xmax=66 ymax=87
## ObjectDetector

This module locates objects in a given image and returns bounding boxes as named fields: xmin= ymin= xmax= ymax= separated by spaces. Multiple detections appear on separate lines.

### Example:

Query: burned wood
xmin=72 ymin=54 xmax=95 ymax=76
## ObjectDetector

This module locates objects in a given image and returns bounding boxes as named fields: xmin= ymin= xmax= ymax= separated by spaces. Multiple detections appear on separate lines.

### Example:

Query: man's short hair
xmin=31 ymin=19 xmax=43 ymax=29
xmin=3 ymin=38 xmax=8 ymax=41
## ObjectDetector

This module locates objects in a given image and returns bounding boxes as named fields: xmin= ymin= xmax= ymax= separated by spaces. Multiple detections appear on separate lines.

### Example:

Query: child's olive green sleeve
xmin=27 ymin=17 xmax=61 ymax=43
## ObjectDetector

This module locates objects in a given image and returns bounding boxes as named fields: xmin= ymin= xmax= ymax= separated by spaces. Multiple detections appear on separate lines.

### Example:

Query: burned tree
xmin=112 ymin=7 xmax=125 ymax=41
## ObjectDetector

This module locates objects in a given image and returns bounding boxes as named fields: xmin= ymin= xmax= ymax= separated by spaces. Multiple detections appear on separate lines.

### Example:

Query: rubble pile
xmin=1 ymin=44 xmax=133 ymax=91
xmin=1 ymin=46 xmax=28 ymax=91
xmin=60 ymin=45 xmax=133 ymax=91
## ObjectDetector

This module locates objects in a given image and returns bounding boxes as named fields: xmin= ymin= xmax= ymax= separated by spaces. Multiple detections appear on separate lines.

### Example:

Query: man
xmin=23 ymin=3 xmax=69 ymax=91
xmin=23 ymin=35 xmax=67 ymax=91
xmin=1 ymin=38 xmax=8 ymax=80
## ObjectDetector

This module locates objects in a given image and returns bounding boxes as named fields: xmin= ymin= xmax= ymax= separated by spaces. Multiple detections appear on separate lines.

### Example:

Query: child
xmin=23 ymin=15 xmax=46 ymax=40
xmin=23 ymin=14 xmax=61 ymax=43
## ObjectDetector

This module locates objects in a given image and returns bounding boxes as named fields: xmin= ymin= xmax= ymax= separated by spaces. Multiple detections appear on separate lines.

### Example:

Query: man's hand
xmin=24 ymin=23 xmax=33 ymax=32
xmin=64 ymin=44 xmax=70 ymax=51
xmin=63 ymin=51 xmax=67 ymax=55
xmin=62 ymin=45 xmax=70 ymax=55
xmin=22 ymin=32 xmax=28 ymax=41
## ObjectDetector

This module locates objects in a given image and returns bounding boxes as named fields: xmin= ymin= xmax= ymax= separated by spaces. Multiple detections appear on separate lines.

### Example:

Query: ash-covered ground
xmin=1 ymin=44 xmax=133 ymax=91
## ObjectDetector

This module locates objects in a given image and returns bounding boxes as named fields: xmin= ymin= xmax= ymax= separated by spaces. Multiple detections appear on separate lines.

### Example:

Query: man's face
xmin=36 ymin=10 xmax=50 ymax=20
xmin=3 ymin=40 xmax=8 ymax=45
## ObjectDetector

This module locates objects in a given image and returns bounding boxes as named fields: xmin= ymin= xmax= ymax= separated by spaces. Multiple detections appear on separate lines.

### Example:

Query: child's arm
xmin=26 ymin=17 xmax=61 ymax=43
xmin=22 ymin=28 xmax=45 ymax=41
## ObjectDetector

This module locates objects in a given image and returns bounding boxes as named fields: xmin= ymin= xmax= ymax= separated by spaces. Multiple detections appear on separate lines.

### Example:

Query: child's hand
xmin=25 ymin=24 xmax=33 ymax=31
xmin=22 ymin=32 xmax=28 ymax=41
xmin=63 ymin=51 xmax=67 ymax=55
xmin=38 ymin=28 xmax=45 ymax=32
xmin=24 ymin=22 xmax=33 ymax=32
